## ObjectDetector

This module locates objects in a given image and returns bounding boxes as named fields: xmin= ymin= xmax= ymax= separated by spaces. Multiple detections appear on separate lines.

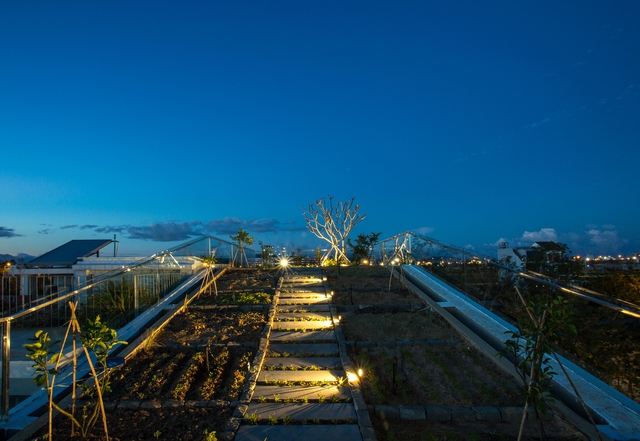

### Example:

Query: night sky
xmin=2 ymin=1 xmax=639 ymax=259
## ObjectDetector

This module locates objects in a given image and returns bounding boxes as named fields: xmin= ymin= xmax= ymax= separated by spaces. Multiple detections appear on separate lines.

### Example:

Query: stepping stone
xmin=268 ymin=343 xmax=339 ymax=357
xmin=235 ymin=424 xmax=363 ymax=441
xmin=262 ymin=357 xmax=342 ymax=370
xmin=279 ymin=292 xmax=328 ymax=299
xmin=245 ymin=402 xmax=356 ymax=422
xmin=272 ymin=321 xmax=333 ymax=330
xmin=284 ymin=289 xmax=327 ymax=293
xmin=270 ymin=331 xmax=336 ymax=342
xmin=259 ymin=370 xmax=346 ymax=384
xmin=279 ymin=297 xmax=332 ymax=305
xmin=252 ymin=385 xmax=351 ymax=401
xmin=273 ymin=312 xmax=332 ymax=321
xmin=277 ymin=304 xmax=330 ymax=312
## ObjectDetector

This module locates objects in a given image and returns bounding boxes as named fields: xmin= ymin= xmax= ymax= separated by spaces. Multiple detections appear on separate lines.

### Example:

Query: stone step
xmin=259 ymin=370 xmax=346 ymax=384
xmin=278 ymin=297 xmax=332 ymax=305
xmin=281 ymin=284 xmax=326 ymax=289
xmin=235 ymin=424 xmax=362 ymax=441
xmin=272 ymin=320 xmax=333 ymax=330
xmin=274 ymin=312 xmax=332 ymax=321
xmin=268 ymin=343 xmax=339 ymax=357
xmin=252 ymin=385 xmax=351 ymax=401
xmin=279 ymin=292 xmax=328 ymax=299
xmin=277 ymin=304 xmax=330 ymax=312
xmin=244 ymin=402 xmax=357 ymax=422
xmin=270 ymin=331 xmax=336 ymax=342
xmin=262 ymin=357 xmax=342 ymax=370
xmin=280 ymin=287 xmax=327 ymax=293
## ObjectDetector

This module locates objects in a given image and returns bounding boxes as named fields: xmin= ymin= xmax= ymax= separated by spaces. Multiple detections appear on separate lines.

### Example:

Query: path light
xmin=357 ymin=368 xmax=364 ymax=378
xmin=322 ymin=276 xmax=327 ymax=282
xmin=346 ymin=371 xmax=358 ymax=383
xmin=279 ymin=257 xmax=290 ymax=268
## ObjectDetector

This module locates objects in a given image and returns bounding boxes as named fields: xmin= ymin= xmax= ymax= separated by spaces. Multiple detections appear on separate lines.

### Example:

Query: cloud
xmin=524 ymin=117 xmax=550 ymax=130
xmin=520 ymin=228 xmax=558 ymax=243
xmin=126 ymin=221 xmax=204 ymax=242
xmin=587 ymin=229 xmax=627 ymax=255
xmin=61 ymin=225 xmax=78 ymax=230
xmin=0 ymin=226 xmax=22 ymax=238
xmin=94 ymin=225 xmax=130 ymax=235
xmin=411 ymin=227 xmax=435 ymax=237
xmin=38 ymin=229 xmax=54 ymax=235
xmin=493 ymin=226 xmax=631 ymax=257
xmin=205 ymin=217 xmax=305 ymax=235
xmin=88 ymin=217 xmax=307 ymax=243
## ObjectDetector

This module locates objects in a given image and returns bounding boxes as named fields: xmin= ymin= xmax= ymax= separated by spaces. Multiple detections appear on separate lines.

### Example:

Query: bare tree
xmin=302 ymin=196 xmax=366 ymax=264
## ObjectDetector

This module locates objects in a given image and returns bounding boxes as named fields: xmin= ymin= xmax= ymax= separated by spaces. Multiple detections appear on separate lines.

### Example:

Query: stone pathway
xmin=235 ymin=269 xmax=373 ymax=441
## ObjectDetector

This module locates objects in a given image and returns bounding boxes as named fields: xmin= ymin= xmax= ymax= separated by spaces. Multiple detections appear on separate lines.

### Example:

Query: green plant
xmin=268 ymin=415 xmax=278 ymax=425
xmin=203 ymin=429 xmax=217 ymax=441
xmin=245 ymin=412 xmax=260 ymax=425
xmin=154 ymin=430 xmax=161 ymax=438
xmin=282 ymin=414 xmax=293 ymax=425
xmin=498 ymin=292 xmax=577 ymax=441
xmin=25 ymin=304 xmax=127 ymax=441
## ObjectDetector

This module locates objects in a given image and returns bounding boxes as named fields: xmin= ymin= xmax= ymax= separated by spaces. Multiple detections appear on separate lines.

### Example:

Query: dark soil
xmin=155 ymin=309 xmax=266 ymax=346
xmin=26 ymin=267 xmax=592 ymax=441
xmin=328 ymin=265 xmax=591 ymax=441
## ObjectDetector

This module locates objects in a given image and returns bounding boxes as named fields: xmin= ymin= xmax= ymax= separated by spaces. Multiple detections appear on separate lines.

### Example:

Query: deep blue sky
xmin=2 ymin=1 xmax=639 ymax=258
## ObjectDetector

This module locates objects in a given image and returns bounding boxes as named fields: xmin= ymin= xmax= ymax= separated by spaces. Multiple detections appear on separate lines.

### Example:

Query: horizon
xmin=2 ymin=2 xmax=639 ymax=259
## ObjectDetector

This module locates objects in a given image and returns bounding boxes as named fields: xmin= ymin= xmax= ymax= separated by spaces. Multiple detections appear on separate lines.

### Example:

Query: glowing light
xmin=357 ymin=368 xmax=364 ymax=378
xmin=279 ymin=258 xmax=290 ymax=267
xmin=346 ymin=371 xmax=358 ymax=383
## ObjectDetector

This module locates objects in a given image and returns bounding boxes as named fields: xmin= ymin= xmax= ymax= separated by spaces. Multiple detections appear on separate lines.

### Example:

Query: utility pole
xmin=113 ymin=234 xmax=119 ymax=257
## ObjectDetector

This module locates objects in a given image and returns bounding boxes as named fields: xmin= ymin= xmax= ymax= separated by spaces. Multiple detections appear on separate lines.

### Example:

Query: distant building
xmin=4 ymin=239 xmax=200 ymax=314
xmin=497 ymin=241 xmax=568 ymax=272
xmin=496 ymin=242 xmax=529 ymax=270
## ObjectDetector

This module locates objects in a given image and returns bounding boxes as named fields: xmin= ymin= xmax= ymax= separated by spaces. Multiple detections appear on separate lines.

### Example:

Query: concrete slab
xmin=398 ymin=405 xmax=425 ymax=420
xmin=280 ymin=290 xmax=327 ymax=295
xmin=259 ymin=370 xmax=346 ymax=384
xmin=277 ymin=304 xmax=330 ymax=312
xmin=252 ymin=385 xmax=351 ymax=401
xmin=235 ymin=424 xmax=362 ymax=441
xmin=270 ymin=331 xmax=336 ymax=342
xmin=279 ymin=293 xmax=327 ymax=299
xmin=245 ymin=403 xmax=356 ymax=421
xmin=271 ymin=321 xmax=333 ymax=330
xmin=278 ymin=297 xmax=331 ymax=305
xmin=268 ymin=343 xmax=339 ymax=356
xmin=274 ymin=312 xmax=332 ymax=321
xmin=262 ymin=357 xmax=342 ymax=370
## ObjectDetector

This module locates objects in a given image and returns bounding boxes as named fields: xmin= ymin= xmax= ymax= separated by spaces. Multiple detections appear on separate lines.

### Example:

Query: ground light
xmin=346 ymin=371 xmax=359 ymax=383
xmin=277 ymin=256 xmax=291 ymax=274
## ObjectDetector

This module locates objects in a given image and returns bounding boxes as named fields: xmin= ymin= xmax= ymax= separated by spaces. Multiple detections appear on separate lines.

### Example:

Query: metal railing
xmin=0 ymin=235 xmax=251 ymax=419
xmin=373 ymin=231 xmax=640 ymax=403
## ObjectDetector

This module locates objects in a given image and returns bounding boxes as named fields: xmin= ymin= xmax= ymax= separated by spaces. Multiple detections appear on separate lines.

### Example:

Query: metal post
xmin=134 ymin=275 xmax=139 ymax=316
xmin=2 ymin=320 xmax=11 ymax=420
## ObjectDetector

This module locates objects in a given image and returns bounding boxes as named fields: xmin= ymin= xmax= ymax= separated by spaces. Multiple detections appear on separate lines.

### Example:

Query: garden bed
xmin=26 ymin=269 xmax=273 ymax=441
xmin=329 ymin=266 xmax=592 ymax=441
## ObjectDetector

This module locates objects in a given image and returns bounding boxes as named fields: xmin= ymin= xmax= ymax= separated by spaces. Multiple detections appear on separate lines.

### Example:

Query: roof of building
xmin=25 ymin=239 xmax=114 ymax=268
